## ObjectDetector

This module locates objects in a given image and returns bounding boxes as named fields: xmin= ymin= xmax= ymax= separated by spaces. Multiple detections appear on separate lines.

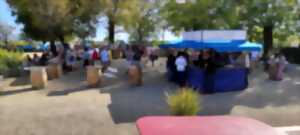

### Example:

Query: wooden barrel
xmin=111 ymin=49 xmax=121 ymax=59
xmin=46 ymin=64 xmax=63 ymax=80
xmin=128 ymin=65 xmax=142 ymax=86
xmin=30 ymin=67 xmax=47 ymax=89
xmin=86 ymin=66 xmax=102 ymax=87
xmin=268 ymin=64 xmax=278 ymax=80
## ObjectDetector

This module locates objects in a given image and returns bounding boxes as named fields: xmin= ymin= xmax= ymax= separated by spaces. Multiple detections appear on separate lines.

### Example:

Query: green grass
xmin=166 ymin=88 xmax=201 ymax=116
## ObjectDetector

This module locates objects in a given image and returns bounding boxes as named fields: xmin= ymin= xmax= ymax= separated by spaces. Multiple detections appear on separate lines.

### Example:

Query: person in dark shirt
xmin=197 ymin=51 xmax=205 ymax=68
xmin=132 ymin=46 xmax=144 ymax=75
xmin=133 ymin=49 xmax=142 ymax=62
xmin=166 ymin=49 xmax=176 ymax=82
xmin=203 ymin=49 xmax=217 ymax=94
xmin=39 ymin=52 xmax=49 ymax=66
xmin=182 ymin=49 xmax=190 ymax=63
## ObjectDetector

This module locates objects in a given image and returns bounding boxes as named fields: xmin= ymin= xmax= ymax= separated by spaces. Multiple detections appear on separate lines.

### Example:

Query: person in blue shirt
xmin=100 ymin=46 xmax=110 ymax=72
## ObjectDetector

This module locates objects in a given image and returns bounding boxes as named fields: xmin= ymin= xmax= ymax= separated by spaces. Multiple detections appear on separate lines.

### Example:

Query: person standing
xmin=133 ymin=46 xmax=143 ymax=68
xmin=268 ymin=54 xmax=278 ymax=80
xmin=32 ymin=53 xmax=40 ymax=65
xmin=100 ymin=46 xmax=110 ymax=72
xmin=82 ymin=47 xmax=90 ymax=67
xmin=175 ymin=52 xmax=188 ymax=87
xmin=202 ymin=49 xmax=217 ymax=94
xmin=124 ymin=46 xmax=134 ymax=68
xmin=92 ymin=48 xmax=99 ymax=65
xmin=149 ymin=48 xmax=158 ymax=67
xmin=275 ymin=53 xmax=288 ymax=80
xmin=23 ymin=55 xmax=33 ymax=67
xmin=166 ymin=49 xmax=176 ymax=82
xmin=39 ymin=52 xmax=49 ymax=66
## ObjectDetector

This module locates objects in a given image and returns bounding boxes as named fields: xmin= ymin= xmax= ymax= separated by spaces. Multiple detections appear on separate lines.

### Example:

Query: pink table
xmin=136 ymin=116 xmax=282 ymax=135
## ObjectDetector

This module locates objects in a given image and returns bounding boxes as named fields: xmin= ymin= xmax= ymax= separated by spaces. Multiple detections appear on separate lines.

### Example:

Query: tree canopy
xmin=7 ymin=0 xmax=101 ymax=42
xmin=161 ymin=0 xmax=240 ymax=31
xmin=0 ymin=22 xmax=14 ymax=46
xmin=127 ymin=0 xmax=162 ymax=42
xmin=5 ymin=0 xmax=300 ymax=51
xmin=161 ymin=0 xmax=300 ymax=56
xmin=99 ymin=0 xmax=140 ymax=43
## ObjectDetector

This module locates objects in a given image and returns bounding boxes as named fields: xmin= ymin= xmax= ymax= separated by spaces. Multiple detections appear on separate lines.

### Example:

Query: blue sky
xmin=0 ymin=0 xmax=180 ymax=42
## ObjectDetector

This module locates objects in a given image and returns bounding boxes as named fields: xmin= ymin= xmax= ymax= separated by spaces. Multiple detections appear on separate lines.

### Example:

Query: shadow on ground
xmin=9 ymin=76 xmax=30 ymax=86
xmin=0 ymin=87 xmax=37 ymax=96
xmin=103 ymin=62 xmax=300 ymax=124
xmin=2 ymin=59 xmax=300 ymax=126
xmin=99 ymin=60 xmax=177 ymax=124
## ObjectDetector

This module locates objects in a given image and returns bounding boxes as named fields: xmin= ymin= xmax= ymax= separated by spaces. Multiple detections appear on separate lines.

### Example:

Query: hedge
xmin=0 ymin=49 xmax=24 ymax=77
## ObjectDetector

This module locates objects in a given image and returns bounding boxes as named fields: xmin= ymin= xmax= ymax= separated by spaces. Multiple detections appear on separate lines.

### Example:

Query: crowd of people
xmin=266 ymin=52 xmax=288 ymax=81
xmin=166 ymin=48 xmax=288 ymax=92
xmin=23 ymin=42 xmax=288 ymax=89
xmin=166 ymin=49 xmax=260 ymax=92
xmin=23 ymin=42 xmax=159 ymax=75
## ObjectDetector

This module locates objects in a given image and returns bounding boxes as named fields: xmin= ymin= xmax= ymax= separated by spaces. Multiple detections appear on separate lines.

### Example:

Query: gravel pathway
xmin=0 ymin=59 xmax=299 ymax=135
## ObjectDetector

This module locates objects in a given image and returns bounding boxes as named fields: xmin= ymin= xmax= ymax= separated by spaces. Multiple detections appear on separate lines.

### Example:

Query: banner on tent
xmin=183 ymin=30 xmax=246 ymax=41
xmin=182 ymin=31 xmax=203 ymax=41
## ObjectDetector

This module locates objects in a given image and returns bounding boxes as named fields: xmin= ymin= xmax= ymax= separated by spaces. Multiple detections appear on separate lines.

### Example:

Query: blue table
xmin=187 ymin=67 xmax=248 ymax=93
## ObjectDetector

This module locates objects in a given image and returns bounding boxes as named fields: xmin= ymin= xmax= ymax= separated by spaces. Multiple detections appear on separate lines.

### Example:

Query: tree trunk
xmin=137 ymin=28 xmax=143 ymax=43
xmin=108 ymin=17 xmax=115 ymax=44
xmin=4 ymin=35 xmax=8 ymax=48
xmin=50 ymin=40 xmax=58 ymax=57
xmin=59 ymin=35 xmax=65 ymax=45
xmin=263 ymin=26 xmax=273 ymax=59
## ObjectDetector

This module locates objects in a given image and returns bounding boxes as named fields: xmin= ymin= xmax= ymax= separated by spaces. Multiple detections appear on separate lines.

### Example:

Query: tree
xmin=238 ymin=0 xmax=299 ymax=57
xmin=7 ymin=0 xmax=101 ymax=55
xmin=99 ymin=0 xmax=139 ymax=44
xmin=161 ymin=0 xmax=240 ymax=31
xmin=126 ymin=0 xmax=161 ymax=42
xmin=0 ymin=22 xmax=14 ymax=47
xmin=162 ymin=0 xmax=299 ymax=57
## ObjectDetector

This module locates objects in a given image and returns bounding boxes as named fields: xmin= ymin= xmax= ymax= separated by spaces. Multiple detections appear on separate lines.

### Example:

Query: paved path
xmin=0 ymin=59 xmax=299 ymax=135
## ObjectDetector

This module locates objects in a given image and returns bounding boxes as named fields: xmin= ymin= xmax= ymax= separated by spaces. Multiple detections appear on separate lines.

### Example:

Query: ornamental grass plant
xmin=166 ymin=88 xmax=201 ymax=116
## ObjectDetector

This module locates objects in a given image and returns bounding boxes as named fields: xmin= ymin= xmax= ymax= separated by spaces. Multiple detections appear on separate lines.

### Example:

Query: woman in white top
xmin=175 ymin=52 xmax=188 ymax=87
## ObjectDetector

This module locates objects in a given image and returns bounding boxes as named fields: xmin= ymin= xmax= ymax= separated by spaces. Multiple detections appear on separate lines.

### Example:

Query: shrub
xmin=0 ymin=49 xmax=24 ymax=77
xmin=166 ymin=88 xmax=201 ymax=116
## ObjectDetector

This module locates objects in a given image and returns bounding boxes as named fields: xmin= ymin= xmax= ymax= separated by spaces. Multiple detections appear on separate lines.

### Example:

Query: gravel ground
xmin=0 ymin=59 xmax=299 ymax=135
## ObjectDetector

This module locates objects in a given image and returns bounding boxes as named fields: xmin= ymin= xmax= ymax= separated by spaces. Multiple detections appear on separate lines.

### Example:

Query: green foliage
xmin=127 ymin=0 xmax=161 ymax=42
xmin=239 ymin=0 xmax=299 ymax=47
xmin=10 ymin=40 xmax=29 ymax=46
xmin=161 ymin=0 xmax=240 ymax=31
xmin=7 ymin=0 xmax=101 ymax=42
xmin=152 ymin=40 xmax=166 ymax=47
xmin=161 ymin=0 xmax=300 ymax=53
xmin=99 ymin=0 xmax=140 ymax=43
xmin=0 ymin=49 xmax=24 ymax=77
xmin=0 ymin=22 xmax=14 ymax=45
xmin=166 ymin=88 xmax=201 ymax=116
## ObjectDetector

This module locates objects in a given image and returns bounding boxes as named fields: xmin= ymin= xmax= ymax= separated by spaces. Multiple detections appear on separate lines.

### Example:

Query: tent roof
xmin=160 ymin=40 xmax=262 ymax=52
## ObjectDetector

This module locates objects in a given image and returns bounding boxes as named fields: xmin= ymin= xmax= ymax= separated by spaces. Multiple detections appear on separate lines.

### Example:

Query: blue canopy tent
xmin=17 ymin=45 xmax=35 ymax=52
xmin=203 ymin=41 xmax=263 ymax=52
xmin=160 ymin=40 xmax=262 ymax=52
xmin=160 ymin=40 xmax=205 ymax=49
xmin=37 ymin=43 xmax=50 ymax=51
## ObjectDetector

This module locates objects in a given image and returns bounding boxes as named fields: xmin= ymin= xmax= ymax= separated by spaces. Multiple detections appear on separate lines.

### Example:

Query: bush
xmin=166 ymin=88 xmax=201 ymax=116
xmin=0 ymin=49 xmax=24 ymax=77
